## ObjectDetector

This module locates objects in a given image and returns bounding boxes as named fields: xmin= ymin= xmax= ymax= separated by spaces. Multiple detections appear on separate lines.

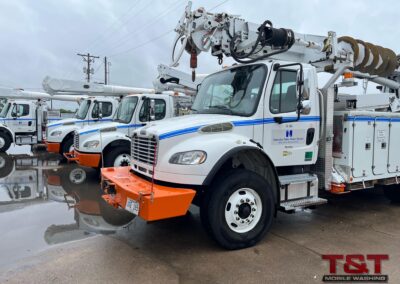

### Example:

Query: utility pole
xmin=104 ymin=57 xmax=110 ymax=85
xmin=77 ymin=53 xmax=100 ymax=82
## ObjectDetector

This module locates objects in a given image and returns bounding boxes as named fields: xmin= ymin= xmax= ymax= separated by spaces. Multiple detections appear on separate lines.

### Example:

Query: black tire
xmin=103 ymin=147 xmax=131 ymax=168
xmin=61 ymin=136 xmax=74 ymax=155
xmin=383 ymin=184 xmax=400 ymax=203
xmin=201 ymin=169 xmax=275 ymax=250
xmin=0 ymin=154 xmax=14 ymax=178
xmin=0 ymin=132 xmax=12 ymax=153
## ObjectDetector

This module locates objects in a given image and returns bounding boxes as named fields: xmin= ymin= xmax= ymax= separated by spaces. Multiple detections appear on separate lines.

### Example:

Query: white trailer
xmin=102 ymin=2 xmax=400 ymax=249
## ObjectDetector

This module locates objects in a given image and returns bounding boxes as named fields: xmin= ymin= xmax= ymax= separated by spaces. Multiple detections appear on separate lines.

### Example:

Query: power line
xmin=108 ymin=30 xmax=174 ymax=58
xmin=89 ymin=0 xmax=154 ymax=54
xmin=209 ymin=0 xmax=231 ymax=11
xmin=95 ymin=0 xmax=184 ymax=56
xmin=85 ymin=0 xmax=142 ymax=51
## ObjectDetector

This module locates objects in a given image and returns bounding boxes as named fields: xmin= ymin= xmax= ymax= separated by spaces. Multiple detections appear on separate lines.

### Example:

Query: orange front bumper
xmin=64 ymin=150 xmax=101 ymax=168
xmin=46 ymin=142 xmax=61 ymax=153
xmin=101 ymin=166 xmax=196 ymax=221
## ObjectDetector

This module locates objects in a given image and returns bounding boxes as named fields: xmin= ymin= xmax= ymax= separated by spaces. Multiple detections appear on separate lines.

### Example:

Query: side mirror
xmin=301 ymin=100 xmax=312 ymax=115
xmin=149 ymin=99 xmax=156 ymax=121
xmin=98 ymin=102 xmax=103 ymax=119
xmin=11 ymin=104 xmax=18 ymax=118
xmin=196 ymin=83 xmax=201 ymax=93
xmin=296 ymin=69 xmax=304 ymax=101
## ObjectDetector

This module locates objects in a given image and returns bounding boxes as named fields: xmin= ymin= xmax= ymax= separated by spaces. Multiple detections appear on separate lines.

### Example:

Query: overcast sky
xmin=0 ymin=0 xmax=398 ymax=109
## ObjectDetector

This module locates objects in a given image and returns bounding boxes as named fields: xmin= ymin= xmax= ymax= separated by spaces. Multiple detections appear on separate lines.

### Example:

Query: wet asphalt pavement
xmin=0 ymin=146 xmax=400 ymax=283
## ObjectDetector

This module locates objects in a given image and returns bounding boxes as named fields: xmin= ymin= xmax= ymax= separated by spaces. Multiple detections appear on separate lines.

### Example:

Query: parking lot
xmin=0 ymin=149 xmax=398 ymax=283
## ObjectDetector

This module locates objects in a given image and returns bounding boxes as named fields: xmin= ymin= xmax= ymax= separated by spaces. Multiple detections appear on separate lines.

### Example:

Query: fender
xmin=0 ymin=125 xmax=15 ymax=142
xmin=202 ymin=145 xmax=281 ymax=205
xmin=103 ymin=138 xmax=130 ymax=153
xmin=62 ymin=131 xmax=75 ymax=145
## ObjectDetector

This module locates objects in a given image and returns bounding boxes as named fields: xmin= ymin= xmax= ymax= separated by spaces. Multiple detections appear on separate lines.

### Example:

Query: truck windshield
xmin=0 ymin=103 xmax=10 ymax=118
xmin=192 ymin=64 xmax=267 ymax=116
xmin=113 ymin=96 xmax=138 ymax=124
xmin=75 ymin=99 xmax=91 ymax=120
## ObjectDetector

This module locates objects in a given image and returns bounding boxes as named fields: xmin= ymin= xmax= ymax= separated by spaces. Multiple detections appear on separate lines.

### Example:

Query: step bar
xmin=279 ymin=173 xmax=327 ymax=211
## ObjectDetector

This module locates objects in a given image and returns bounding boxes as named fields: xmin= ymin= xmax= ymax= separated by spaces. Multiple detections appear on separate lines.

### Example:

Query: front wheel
xmin=0 ymin=132 xmax=12 ymax=152
xmin=201 ymin=169 xmax=275 ymax=250
xmin=103 ymin=147 xmax=131 ymax=168
xmin=61 ymin=137 xmax=74 ymax=155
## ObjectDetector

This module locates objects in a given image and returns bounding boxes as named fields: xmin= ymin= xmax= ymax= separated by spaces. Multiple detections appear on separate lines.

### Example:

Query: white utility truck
xmin=0 ymin=88 xmax=85 ymax=152
xmin=67 ymin=64 xmax=204 ymax=168
xmin=102 ymin=2 xmax=400 ymax=249
xmin=44 ymin=77 xmax=154 ymax=155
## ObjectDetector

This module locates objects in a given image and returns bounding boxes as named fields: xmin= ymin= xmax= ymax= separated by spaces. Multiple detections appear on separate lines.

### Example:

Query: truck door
xmin=264 ymin=66 xmax=319 ymax=167
xmin=90 ymin=101 xmax=113 ymax=125
xmin=10 ymin=103 xmax=35 ymax=133
xmin=135 ymin=98 xmax=167 ymax=136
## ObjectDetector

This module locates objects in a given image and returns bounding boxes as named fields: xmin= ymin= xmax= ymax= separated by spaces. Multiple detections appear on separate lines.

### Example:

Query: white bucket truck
xmin=43 ymin=77 xmax=154 ymax=155
xmin=102 ymin=2 xmax=400 ymax=249
xmin=66 ymin=64 xmax=204 ymax=168
xmin=0 ymin=88 xmax=85 ymax=152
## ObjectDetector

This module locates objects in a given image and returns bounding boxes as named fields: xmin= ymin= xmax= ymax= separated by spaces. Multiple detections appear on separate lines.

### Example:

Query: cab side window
xmin=11 ymin=104 xmax=30 ymax=117
xmin=139 ymin=99 xmax=166 ymax=122
xmin=92 ymin=102 xmax=113 ymax=118
xmin=270 ymin=70 xmax=298 ymax=114
xmin=101 ymin=102 xmax=113 ymax=117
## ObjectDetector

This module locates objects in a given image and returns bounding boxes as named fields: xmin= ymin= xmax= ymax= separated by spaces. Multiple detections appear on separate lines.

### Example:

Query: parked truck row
xmin=3 ymin=1 xmax=400 ymax=250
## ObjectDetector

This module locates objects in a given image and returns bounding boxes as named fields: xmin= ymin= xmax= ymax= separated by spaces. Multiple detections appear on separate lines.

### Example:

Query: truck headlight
xmin=169 ymin=150 xmax=207 ymax=165
xmin=50 ymin=130 xmax=62 ymax=137
xmin=83 ymin=140 xmax=100 ymax=149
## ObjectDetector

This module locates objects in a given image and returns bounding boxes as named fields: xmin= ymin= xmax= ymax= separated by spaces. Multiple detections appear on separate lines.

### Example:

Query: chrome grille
xmin=131 ymin=134 xmax=158 ymax=165
xmin=74 ymin=131 xmax=79 ymax=150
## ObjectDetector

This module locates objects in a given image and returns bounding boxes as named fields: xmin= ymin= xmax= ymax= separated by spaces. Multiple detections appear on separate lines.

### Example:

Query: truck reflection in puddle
xmin=44 ymin=163 xmax=135 ymax=244
xmin=0 ymin=153 xmax=60 ymax=204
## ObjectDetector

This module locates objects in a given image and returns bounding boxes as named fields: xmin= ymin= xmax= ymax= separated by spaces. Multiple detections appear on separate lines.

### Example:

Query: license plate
xmin=125 ymin=198 xmax=140 ymax=215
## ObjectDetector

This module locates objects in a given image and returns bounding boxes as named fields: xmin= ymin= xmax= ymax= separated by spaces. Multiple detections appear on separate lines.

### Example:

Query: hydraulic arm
xmin=172 ymin=2 xmax=398 ymax=79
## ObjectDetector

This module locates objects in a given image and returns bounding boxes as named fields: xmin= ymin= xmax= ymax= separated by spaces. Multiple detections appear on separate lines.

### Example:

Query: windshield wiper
xmin=208 ymin=105 xmax=233 ymax=114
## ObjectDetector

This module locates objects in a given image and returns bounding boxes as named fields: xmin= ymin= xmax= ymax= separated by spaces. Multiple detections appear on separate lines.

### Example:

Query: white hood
xmin=78 ymin=122 xmax=120 ymax=135
xmin=47 ymin=118 xmax=79 ymax=128
xmin=137 ymin=114 xmax=239 ymax=137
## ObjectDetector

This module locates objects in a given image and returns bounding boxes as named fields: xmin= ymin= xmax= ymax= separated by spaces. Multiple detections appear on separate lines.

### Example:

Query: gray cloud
xmin=0 ymin=0 xmax=398 ymax=109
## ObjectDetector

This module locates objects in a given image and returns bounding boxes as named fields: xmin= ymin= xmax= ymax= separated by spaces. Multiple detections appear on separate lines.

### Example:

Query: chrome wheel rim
xmin=0 ymin=156 xmax=5 ymax=168
xmin=224 ymin=188 xmax=262 ymax=233
xmin=69 ymin=168 xmax=86 ymax=184
xmin=114 ymin=154 xmax=130 ymax=167
xmin=0 ymin=137 xmax=5 ymax=149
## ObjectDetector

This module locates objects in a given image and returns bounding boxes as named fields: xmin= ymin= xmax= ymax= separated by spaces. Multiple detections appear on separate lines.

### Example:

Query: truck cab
xmin=71 ymin=93 xmax=192 ymax=168
xmin=0 ymin=99 xmax=56 ymax=152
xmin=46 ymin=96 xmax=119 ymax=155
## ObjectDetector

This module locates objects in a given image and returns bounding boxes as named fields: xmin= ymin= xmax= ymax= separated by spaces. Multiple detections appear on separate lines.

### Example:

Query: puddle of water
xmin=0 ymin=146 xmax=135 ymax=269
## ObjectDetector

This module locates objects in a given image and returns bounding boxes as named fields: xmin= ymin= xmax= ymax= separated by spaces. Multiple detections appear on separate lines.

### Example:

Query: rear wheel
xmin=201 ymin=169 xmax=275 ymax=250
xmin=383 ymin=184 xmax=400 ymax=203
xmin=103 ymin=147 xmax=131 ymax=168
xmin=0 ymin=132 xmax=12 ymax=152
